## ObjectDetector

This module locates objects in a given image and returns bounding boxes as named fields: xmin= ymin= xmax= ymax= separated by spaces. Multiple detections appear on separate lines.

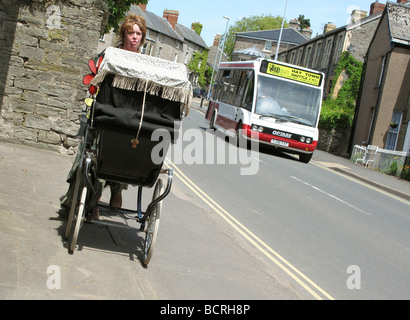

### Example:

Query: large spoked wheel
xmin=69 ymin=184 xmax=88 ymax=253
xmin=64 ymin=167 xmax=83 ymax=240
xmin=209 ymin=110 xmax=217 ymax=130
xmin=142 ymin=178 xmax=164 ymax=266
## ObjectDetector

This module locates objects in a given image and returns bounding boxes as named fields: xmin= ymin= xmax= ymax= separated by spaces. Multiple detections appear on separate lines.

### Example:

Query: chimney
xmin=350 ymin=9 xmax=368 ymax=24
xmin=213 ymin=34 xmax=221 ymax=47
xmin=370 ymin=1 xmax=385 ymax=15
xmin=301 ymin=28 xmax=312 ymax=39
xmin=138 ymin=3 xmax=147 ymax=12
xmin=323 ymin=22 xmax=336 ymax=33
xmin=163 ymin=9 xmax=179 ymax=29
xmin=289 ymin=18 xmax=300 ymax=30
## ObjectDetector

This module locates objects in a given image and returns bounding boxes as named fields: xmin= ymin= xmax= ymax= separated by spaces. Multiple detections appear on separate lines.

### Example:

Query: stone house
xmin=98 ymin=3 xmax=208 ymax=87
xmin=232 ymin=19 xmax=311 ymax=62
xmin=277 ymin=2 xmax=385 ymax=98
xmin=352 ymin=1 xmax=410 ymax=152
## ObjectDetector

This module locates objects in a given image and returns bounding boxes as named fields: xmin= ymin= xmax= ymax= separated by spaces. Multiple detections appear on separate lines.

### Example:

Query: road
xmin=2 ymin=103 xmax=408 ymax=301
xmin=135 ymin=106 xmax=410 ymax=300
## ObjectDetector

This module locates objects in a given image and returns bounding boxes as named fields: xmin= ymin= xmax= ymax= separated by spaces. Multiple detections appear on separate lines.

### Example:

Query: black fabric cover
xmin=92 ymin=74 xmax=182 ymax=187
xmin=93 ymin=74 xmax=181 ymax=140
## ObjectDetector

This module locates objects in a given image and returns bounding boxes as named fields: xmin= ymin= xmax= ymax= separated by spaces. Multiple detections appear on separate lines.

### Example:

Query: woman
xmin=60 ymin=14 xmax=147 ymax=217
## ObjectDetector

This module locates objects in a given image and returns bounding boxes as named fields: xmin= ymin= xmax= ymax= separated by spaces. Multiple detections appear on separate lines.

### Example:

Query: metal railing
xmin=351 ymin=145 xmax=409 ymax=178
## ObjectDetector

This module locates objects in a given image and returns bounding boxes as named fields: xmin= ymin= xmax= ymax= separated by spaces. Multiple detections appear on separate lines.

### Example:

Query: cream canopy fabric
xmin=91 ymin=47 xmax=192 ymax=115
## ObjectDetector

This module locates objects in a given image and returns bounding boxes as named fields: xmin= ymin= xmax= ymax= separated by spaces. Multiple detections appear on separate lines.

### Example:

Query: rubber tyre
xmin=142 ymin=178 xmax=164 ymax=266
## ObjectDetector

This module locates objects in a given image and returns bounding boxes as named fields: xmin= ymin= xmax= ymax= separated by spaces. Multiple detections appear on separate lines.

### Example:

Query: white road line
xmin=291 ymin=176 xmax=371 ymax=216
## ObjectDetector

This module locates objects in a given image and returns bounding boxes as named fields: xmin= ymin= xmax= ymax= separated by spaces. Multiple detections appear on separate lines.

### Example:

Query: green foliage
xmin=389 ymin=161 xmax=398 ymax=176
xmin=298 ymin=15 xmax=311 ymax=29
xmin=103 ymin=0 xmax=148 ymax=34
xmin=401 ymin=163 xmax=410 ymax=181
xmin=224 ymin=14 xmax=286 ymax=59
xmin=187 ymin=50 xmax=211 ymax=88
xmin=319 ymin=52 xmax=363 ymax=130
xmin=191 ymin=22 xmax=203 ymax=36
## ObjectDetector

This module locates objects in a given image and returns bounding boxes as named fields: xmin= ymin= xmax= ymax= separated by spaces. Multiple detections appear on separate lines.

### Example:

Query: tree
xmin=297 ymin=15 xmax=311 ymax=29
xmin=103 ymin=0 xmax=148 ymax=34
xmin=223 ymin=14 xmax=286 ymax=59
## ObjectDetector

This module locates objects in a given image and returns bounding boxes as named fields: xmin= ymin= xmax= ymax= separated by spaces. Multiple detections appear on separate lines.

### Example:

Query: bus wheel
xmin=299 ymin=153 xmax=313 ymax=163
xmin=236 ymin=122 xmax=248 ymax=149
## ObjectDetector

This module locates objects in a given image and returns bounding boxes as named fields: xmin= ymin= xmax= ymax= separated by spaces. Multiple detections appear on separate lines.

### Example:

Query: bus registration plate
xmin=271 ymin=139 xmax=289 ymax=147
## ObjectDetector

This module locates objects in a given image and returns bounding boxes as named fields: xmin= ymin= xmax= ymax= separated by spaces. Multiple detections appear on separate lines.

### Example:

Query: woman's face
xmin=123 ymin=23 xmax=143 ymax=52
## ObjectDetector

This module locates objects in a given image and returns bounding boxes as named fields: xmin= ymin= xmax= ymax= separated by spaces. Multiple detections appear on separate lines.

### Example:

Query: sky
xmin=145 ymin=0 xmax=381 ymax=47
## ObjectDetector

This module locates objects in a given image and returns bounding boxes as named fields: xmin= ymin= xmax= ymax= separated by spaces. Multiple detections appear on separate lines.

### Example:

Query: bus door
xmin=210 ymin=69 xmax=254 ymax=134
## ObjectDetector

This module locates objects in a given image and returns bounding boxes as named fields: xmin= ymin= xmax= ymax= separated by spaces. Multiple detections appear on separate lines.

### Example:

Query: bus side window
xmin=233 ymin=71 xmax=248 ymax=107
xmin=241 ymin=71 xmax=254 ymax=111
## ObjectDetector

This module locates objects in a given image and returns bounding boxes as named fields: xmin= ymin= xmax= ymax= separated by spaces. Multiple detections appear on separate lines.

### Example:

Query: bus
xmin=205 ymin=58 xmax=325 ymax=163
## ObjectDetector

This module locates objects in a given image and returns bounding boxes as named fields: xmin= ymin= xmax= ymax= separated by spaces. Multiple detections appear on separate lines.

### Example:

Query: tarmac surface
xmin=1 ymin=104 xmax=409 ymax=299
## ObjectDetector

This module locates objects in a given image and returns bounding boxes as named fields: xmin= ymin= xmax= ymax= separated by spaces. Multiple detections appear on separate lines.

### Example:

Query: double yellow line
xmin=165 ymin=158 xmax=335 ymax=300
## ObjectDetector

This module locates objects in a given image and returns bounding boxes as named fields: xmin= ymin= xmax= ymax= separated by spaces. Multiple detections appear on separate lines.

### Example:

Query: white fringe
xmin=91 ymin=72 xmax=191 ymax=115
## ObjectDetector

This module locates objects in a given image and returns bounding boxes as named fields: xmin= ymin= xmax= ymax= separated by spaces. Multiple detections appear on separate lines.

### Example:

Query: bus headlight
xmin=306 ymin=138 xmax=312 ymax=144
xmin=251 ymin=125 xmax=263 ymax=133
xmin=300 ymin=137 xmax=305 ymax=143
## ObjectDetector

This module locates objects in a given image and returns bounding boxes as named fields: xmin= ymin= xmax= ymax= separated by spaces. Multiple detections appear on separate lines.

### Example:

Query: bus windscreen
xmin=255 ymin=74 xmax=322 ymax=127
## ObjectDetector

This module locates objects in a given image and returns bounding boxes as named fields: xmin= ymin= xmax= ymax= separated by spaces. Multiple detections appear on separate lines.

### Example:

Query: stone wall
xmin=0 ymin=0 xmax=105 ymax=153
xmin=317 ymin=126 xmax=352 ymax=157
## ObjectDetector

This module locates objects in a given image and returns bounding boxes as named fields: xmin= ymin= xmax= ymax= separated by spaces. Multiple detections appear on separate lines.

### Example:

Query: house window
xmin=291 ymin=51 xmax=297 ymax=64
xmin=322 ymin=39 xmax=333 ymax=68
xmin=334 ymin=35 xmax=344 ymax=64
xmin=314 ymin=42 xmax=322 ymax=69
xmin=297 ymin=48 xmax=303 ymax=65
xmin=386 ymin=111 xmax=403 ymax=150
xmin=265 ymin=41 xmax=273 ymax=51
xmin=141 ymin=43 xmax=147 ymax=54
xmin=304 ymin=46 xmax=312 ymax=67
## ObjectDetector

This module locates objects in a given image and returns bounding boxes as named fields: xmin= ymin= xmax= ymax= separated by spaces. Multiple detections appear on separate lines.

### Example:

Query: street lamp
xmin=208 ymin=15 xmax=230 ymax=100
xmin=274 ymin=0 xmax=288 ymax=61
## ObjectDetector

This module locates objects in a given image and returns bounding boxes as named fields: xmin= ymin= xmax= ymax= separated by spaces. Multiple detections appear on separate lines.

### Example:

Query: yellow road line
xmin=165 ymin=159 xmax=335 ymax=300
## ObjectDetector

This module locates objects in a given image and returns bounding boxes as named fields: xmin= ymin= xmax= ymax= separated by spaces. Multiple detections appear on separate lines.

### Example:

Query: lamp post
xmin=274 ymin=0 xmax=288 ymax=61
xmin=208 ymin=15 xmax=230 ymax=100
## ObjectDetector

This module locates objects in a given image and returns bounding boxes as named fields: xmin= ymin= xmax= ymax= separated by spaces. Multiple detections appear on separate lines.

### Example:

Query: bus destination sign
xmin=262 ymin=61 xmax=323 ymax=87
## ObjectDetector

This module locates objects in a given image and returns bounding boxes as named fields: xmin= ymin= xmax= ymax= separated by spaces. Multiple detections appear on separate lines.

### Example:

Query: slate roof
xmin=387 ymin=1 xmax=410 ymax=45
xmin=235 ymin=28 xmax=308 ymax=45
xmin=233 ymin=46 xmax=267 ymax=58
xmin=130 ymin=5 xmax=208 ymax=49
xmin=176 ymin=23 xmax=208 ymax=48
xmin=130 ymin=5 xmax=183 ymax=42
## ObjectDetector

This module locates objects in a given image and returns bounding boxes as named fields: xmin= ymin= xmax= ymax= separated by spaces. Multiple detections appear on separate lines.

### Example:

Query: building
xmin=352 ymin=1 xmax=410 ymax=152
xmin=278 ymin=2 xmax=385 ymax=97
xmin=232 ymin=20 xmax=311 ymax=62
xmin=98 ymin=3 xmax=208 ymax=86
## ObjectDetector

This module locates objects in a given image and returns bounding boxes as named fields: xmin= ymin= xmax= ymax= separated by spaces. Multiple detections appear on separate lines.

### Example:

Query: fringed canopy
xmin=91 ymin=47 xmax=192 ymax=115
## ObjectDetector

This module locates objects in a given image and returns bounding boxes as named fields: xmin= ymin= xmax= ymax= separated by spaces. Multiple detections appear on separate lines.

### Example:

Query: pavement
xmin=1 ymin=103 xmax=409 ymax=299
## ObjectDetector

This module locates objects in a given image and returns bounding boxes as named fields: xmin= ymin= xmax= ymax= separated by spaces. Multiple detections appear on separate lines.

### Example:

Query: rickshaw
xmin=64 ymin=47 xmax=192 ymax=266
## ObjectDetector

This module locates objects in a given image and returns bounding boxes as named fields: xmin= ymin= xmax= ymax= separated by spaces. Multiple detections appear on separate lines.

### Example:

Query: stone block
xmin=38 ymin=130 xmax=61 ymax=144
xmin=25 ymin=114 xmax=52 ymax=130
